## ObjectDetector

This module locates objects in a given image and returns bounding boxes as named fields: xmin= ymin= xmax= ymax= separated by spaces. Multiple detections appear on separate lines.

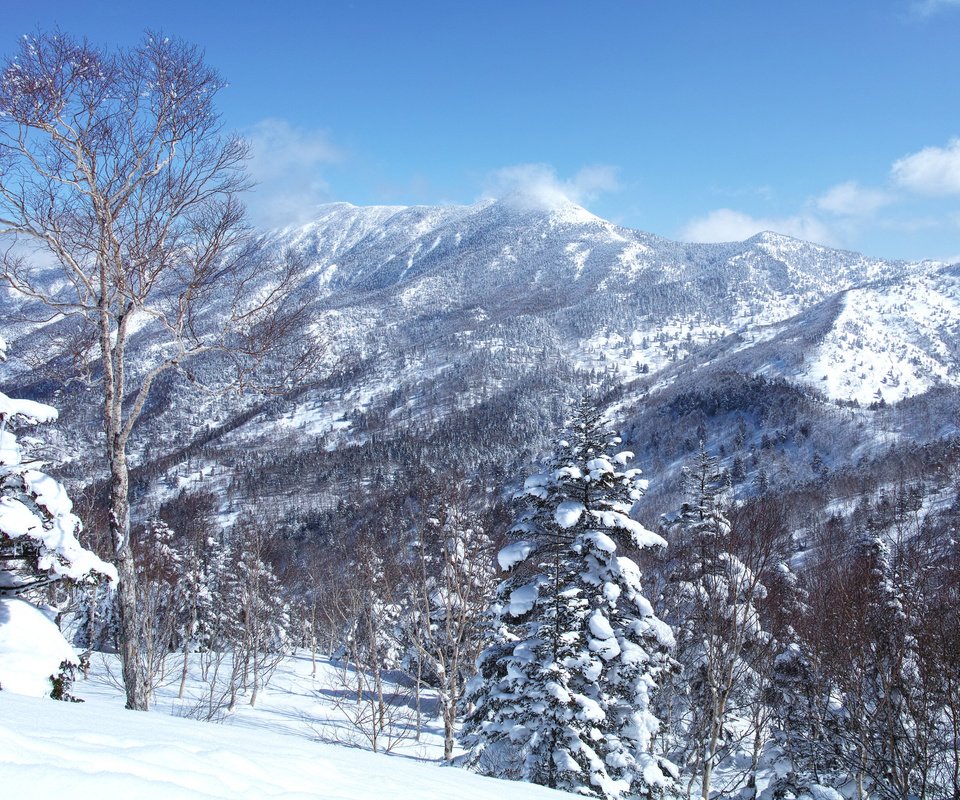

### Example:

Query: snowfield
xmin=0 ymin=652 xmax=580 ymax=800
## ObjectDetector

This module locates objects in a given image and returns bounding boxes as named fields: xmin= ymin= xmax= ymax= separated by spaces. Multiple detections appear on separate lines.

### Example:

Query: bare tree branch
xmin=0 ymin=29 xmax=321 ymax=711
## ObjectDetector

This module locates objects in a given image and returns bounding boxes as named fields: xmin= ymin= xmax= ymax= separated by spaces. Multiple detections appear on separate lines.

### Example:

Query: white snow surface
xmin=509 ymin=582 xmax=541 ymax=616
xmin=588 ymin=609 xmax=615 ymax=640
xmin=588 ymin=511 xmax=667 ymax=549
xmin=0 ymin=650 xmax=583 ymax=800
xmin=0 ymin=391 xmax=58 ymax=427
xmin=0 ymin=598 xmax=78 ymax=697
xmin=796 ymin=268 xmax=960 ymax=404
xmin=0 ymin=386 xmax=116 ymax=585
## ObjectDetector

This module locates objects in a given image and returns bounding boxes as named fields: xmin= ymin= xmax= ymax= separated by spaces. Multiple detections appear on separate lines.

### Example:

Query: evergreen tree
xmin=222 ymin=520 xmax=290 ymax=709
xmin=656 ymin=445 xmax=767 ymax=800
xmin=175 ymin=523 xmax=224 ymax=699
xmin=463 ymin=398 xmax=677 ymax=799
xmin=767 ymin=641 xmax=843 ymax=798
xmin=847 ymin=529 xmax=926 ymax=799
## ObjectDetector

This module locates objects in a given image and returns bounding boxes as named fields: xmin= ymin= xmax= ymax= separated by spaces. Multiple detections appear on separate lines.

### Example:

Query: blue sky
xmin=5 ymin=1 xmax=960 ymax=261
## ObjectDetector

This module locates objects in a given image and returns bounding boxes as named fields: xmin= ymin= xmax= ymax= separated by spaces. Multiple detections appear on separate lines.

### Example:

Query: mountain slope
xmin=277 ymin=199 xmax=920 ymax=324
xmin=0 ymin=198 xmax=955 ymax=534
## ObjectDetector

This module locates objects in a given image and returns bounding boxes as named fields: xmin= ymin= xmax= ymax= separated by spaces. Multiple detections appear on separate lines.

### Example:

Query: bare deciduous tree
xmin=404 ymin=485 xmax=496 ymax=760
xmin=0 ymin=31 xmax=317 ymax=710
xmin=314 ymin=528 xmax=413 ymax=754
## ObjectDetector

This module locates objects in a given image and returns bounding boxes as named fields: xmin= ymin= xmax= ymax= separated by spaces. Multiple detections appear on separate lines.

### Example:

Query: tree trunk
xmin=83 ymin=583 xmax=98 ymax=677
xmin=179 ymin=589 xmax=197 ymax=699
xmin=309 ymin=612 xmax=317 ymax=678
xmin=110 ymin=446 xmax=149 ymax=711
xmin=443 ymin=701 xmax=456 ymax=761
xmin=414 ymin=656 xmax=423 ymax=742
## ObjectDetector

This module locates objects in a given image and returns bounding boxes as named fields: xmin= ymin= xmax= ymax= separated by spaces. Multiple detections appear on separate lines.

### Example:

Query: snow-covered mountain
xmin=274 ymin=198 xmax=918 ymax=323
xmin=5 ymin=200 xmax=958 ymax=800
xmin=626 ymin=261 xmax=960 ymax=406
xmin=1 ymin=197 xmax=956 ymax=527
xmin=247 ymin=197 xmax=949 ymax=425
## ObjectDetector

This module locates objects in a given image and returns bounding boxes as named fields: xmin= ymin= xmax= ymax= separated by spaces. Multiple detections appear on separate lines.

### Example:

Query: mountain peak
xmin=493 ymin=189 xmax=600 ymax=223
xmin=744 ymin=230 xmax=799 ymax=246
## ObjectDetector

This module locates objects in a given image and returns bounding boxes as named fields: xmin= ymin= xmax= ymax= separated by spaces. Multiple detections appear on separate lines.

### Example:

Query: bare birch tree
xmin=405 ymin=486 xmax=497 ymax=759
xmin=0 ymin=31 xmax=317 ymax=709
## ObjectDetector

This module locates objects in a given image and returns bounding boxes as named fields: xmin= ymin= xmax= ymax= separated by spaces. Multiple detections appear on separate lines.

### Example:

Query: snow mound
xmin=498 ymin=540 xmax=534 ymax=571
xmin=0 ymin=598 xmax=77 ymax=697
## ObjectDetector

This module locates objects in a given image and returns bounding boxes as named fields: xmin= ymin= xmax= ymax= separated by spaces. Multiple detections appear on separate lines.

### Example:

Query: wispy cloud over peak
xmin=679 ymin=208 xmax=837 ymax=246
xmin=482 ymin=163 xmax=619 ymax=211
xmin=245 ymin=119 xmax=343 ymax=228
xmin=816 ymin=181 xmax=893 ymax=217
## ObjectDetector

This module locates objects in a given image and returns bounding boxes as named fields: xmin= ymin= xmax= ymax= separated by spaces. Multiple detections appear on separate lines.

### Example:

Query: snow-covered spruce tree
xmin=175 ymin=518 xmax=223 ymax=700
xmin=766 ymin=640 xmax=845 ymax=799
xmin=462 ymin=398 xmax=677 ymax=799
xmin=838 ymin=529 xmax=927 ymax=800
xmin=763 ymin=548 xmax=845 ymax=798
xmin=0 ymin=341 xmax=116 ymax=697
xmin=656 ymin=445 xmax=767 ymax=800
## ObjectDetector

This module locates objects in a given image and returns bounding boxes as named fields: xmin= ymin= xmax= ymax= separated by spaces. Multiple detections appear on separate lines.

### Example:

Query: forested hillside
xmin=1 ymin=46 xmax=957 ymax=792
xmin=3 ymin=193 xmax=958 ymax=797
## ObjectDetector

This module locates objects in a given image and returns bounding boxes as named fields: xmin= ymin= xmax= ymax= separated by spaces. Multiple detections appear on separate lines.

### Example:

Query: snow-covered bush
xmin=0 ymin=340 xmax=115 ymax=698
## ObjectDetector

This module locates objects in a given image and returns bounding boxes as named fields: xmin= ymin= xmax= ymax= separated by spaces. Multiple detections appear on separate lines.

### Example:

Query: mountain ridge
xmin=0 ymin=198 xmax=956 ymax=538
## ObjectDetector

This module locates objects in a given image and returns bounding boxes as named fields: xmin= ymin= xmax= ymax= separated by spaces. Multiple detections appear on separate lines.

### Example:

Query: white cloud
xmin=816 ymin=181 xmax=893 ymax=216
xmin=678 ymin=139 xmax=960 ymax=254
xmin=246 ymin=118 xmax=342 ymax=180
xmin=911 ymin=0 xmax=960 ymax=16
xmin=891 ymin=138 xmax=960 ymax=195
xmin=679 ymin=208 xmax=837 ymax=246
xmin=483 ymin=163 xmax=619 ymax=210
xmin=244 ymin=118 xmax=343 ymax=228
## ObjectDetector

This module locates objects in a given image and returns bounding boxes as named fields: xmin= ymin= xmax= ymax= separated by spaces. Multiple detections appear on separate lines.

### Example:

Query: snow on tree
xmin=0 ymin=340 xmax=115 ymax=697
xmin=174 ymin=521 xmax=224 ymax=700
xmin=766 ymin=641 xmax=845 ymax=799
xmin=133 ymin=518 xmax=185 ymax=700
xmin=462 ymin=398 xmax=677 ymax=799
xmin=404 ymin=488 xmax=498 ymax=759
xmin=790 ymin=518 xmax=960 ymax=799
xmin=655 ymin=444 xmax=768 ymax=800
xmin=221 ymin=519 xmax=290 ymax=710
xmin=831 ymin=529 xmax=929 ymax=799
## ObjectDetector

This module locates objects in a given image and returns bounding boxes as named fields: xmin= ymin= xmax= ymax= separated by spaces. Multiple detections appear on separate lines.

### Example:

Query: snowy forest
xmin=2 ymin=30 xmax=960 ymax=800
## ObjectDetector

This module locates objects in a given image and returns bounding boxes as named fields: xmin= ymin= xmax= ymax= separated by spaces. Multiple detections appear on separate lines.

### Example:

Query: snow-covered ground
xmin=1 ymin=650 xmax=579 ymax=799
xmin=797 ymin=269 xmax=960 ymax=404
